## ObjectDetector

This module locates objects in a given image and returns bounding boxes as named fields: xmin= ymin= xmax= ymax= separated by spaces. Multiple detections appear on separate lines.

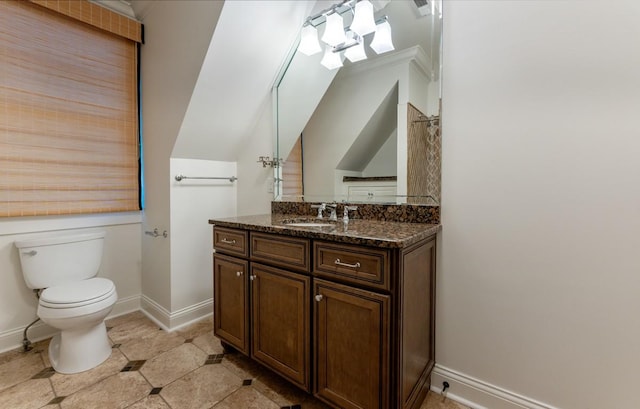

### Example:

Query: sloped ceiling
xmin=171 ymin=1 xmax=315 ymax=161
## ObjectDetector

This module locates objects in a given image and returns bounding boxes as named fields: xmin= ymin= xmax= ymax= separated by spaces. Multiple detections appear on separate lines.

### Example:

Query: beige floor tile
xmin=0 ymin=352 xmax=45 ymax=392
xmin=50 ymin=349 xmax=129 ymax=396
xmin=220 ymin=352 xmax=271 ymax=381
xmin=191 ymin=332 xmax=225 ymax=355
xmin=160 ymin=364 xmax=242 ymax=409
xmin=175 ymin=316 xmax=214 ymax=340
xmin=140 ymin=343 xmax=206 ymax=387
xmin=0 ymin=378 xmax=54 ymax=409
xmin=214 ymin=386 xmax=280 ymax=409
xmin=251 ymin=371 xmax=308 ymax=408
xmin=119 ymin=330 xmax=185 ymax=361
xmin=107 ymin=315 xmax=162 ymax=345
xmin=0 ymin=346 xmax=31 ymax=366
xmin=60 ymin=372 xmax=151 ymax=409
xmin=105 ymin=311 xmax=147 ymax=328
xmin=125 ymin=394 xmax=171 ymax=409
xmin=420 ymin=391 xmax=470 ymax=409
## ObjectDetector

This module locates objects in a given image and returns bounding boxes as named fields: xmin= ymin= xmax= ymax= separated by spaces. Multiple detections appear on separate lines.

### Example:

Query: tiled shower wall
xmin=407 ymin=103 xmax=441 ymax=204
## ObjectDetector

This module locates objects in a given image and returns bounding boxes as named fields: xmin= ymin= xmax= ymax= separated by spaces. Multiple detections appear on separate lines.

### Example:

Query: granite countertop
xmin=209 ymin=214 xmax=440 ymax=249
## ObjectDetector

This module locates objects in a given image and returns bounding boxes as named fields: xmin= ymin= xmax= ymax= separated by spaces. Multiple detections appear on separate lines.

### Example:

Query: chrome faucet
xmin=326 ymin=203 xmax=338 ymax=221
xmin=311 ymin=203 xmax=326 ymax=219
xmin=343 ymin=206 xmax=358 ymax=223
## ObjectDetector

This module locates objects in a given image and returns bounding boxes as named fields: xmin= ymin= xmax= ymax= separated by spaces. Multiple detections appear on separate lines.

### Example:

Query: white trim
xmin=0 ymin=212 xmax=142 ymax=237
xmin=431 ymin=364 xmax=560 ymax=409
xmin=140 ymin=295 xmax=171 ymax=331
xmin=167 ymin=299 xmax=213 ymax=331
xmin=0 ymin=295 xmax=141 ymax=354
xmin=339 ymin=45 xmax=433 ymax=79
xmin=140 ymin=295 xmax=213 ymax=332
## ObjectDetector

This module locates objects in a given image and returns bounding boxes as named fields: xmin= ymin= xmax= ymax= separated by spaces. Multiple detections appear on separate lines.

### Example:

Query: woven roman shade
xmin=0 ymin=0 xmax=140 ymax=217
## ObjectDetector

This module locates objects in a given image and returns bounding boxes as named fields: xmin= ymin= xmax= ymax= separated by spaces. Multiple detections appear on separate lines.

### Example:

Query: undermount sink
xmin=285 ymin=222 xmax=335 ymax=228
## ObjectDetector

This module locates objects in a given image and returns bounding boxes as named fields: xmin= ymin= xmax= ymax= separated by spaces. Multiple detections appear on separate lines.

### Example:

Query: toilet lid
xmin=40 ymin=278 xmax=115 ymax=308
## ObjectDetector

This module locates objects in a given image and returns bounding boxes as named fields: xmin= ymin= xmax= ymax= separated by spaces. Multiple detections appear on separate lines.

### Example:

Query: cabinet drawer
xmin=213 ymin=227 xmax=248 ymax=257
xmin=313 ymin=241 xmax=390 ymax=290
xmin=250 ymin=232 xmax=310 ymax=273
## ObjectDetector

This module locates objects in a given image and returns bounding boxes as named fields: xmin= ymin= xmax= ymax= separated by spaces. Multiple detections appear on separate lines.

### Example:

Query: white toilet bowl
xmin=15 ymin=231 xmax=118 ymax=374
xmin=38 ymin=277 xmax=117 ymax=374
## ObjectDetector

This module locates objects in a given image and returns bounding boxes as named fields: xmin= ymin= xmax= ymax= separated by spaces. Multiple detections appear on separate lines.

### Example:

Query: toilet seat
xmin=40 ymin=278 xmax=115 ymax=309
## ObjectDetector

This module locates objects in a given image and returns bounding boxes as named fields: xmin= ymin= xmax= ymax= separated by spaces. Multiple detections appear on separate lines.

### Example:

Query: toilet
xmin=15 ymin=231 xmax=117 ymax=374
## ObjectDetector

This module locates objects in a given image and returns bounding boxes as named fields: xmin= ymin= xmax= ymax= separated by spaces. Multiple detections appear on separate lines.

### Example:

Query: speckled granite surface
xmin=271 ymin=202 xmax=440 ymax=224
xmin=208 ymin=214 xmax=440 ymax=248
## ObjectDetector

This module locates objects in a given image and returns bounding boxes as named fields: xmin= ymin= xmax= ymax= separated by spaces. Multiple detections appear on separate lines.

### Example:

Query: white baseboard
xmin=0 ymin=295 xmax=141 ymax=355
xmin=431 ymin=364 xmax=560 ymax=409
xmin=140 ymin=295 xmax=212 ymax=332
xmin=140 ymin=295 xmax=172 ymax=331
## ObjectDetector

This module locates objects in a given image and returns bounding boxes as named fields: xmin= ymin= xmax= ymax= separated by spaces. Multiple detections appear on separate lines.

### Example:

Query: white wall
xmin=137 ymin=1 xmax=221 ymax=315
xmin=0 ymin=214 xmax=142 ymax=353
xmin=304 ymin=51 xmax=412 ymax=198
xmin=165 ymin=159 xmax=236 ymax=328
xmin=437 ymin=1 xmax=640 ymax=408
xmin=363 ymin=131 xmax=397 ymax=177
xmin=236 ymin=96 xmax=279 ymax=217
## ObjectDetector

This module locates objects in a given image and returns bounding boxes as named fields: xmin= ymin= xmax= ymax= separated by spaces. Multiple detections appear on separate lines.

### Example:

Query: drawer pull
xmin=221 ymin=238 xmax=237 ymax=244
xmin=334 ymin=259 xmax=361 ymax=269
xmin=236 ymin=271 xmax=243 ymax=277
xmin=315 ymin=294 xmax=323 ymax=302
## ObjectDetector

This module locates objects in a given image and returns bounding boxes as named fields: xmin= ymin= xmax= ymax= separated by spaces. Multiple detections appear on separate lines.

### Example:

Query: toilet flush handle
xmin=22 ymin=250 xmax=37 ymax=256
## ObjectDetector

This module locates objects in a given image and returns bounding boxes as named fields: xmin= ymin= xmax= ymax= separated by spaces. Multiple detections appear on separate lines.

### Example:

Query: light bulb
xmin=320 ymin=45 xmax=343 ymax=70
xmin=370 ymin=20 xmax=394 ymax=54
xmin=350 ymin=0 xmax=376 ymax=37
xmin=298 ymin=25 xmax=321 ymax=56
xmin=321 ymin=12 xmax=347 ymax=47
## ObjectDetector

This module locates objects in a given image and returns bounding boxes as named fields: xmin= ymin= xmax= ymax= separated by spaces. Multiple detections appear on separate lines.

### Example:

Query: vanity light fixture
xmin=349 ymin=0 xmax=376 ymax=37
xmin=370 ymin=18 xmax=394 ymax=54
xmin=297 ymin=0 xmax=394 ymax=70
xmin=344 ymin=32 xmax=367 ymax=62
xmin=320 ymin=45 xmax=344 ymax=69
xmin=321 ymin=12 xmax=347 ymax=47
xmin=298 ymin=25 xmax=322 ymax=56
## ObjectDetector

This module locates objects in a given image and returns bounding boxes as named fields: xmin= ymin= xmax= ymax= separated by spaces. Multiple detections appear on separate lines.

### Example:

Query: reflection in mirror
xmin=274 ymin=0 xmax=442 ymax=205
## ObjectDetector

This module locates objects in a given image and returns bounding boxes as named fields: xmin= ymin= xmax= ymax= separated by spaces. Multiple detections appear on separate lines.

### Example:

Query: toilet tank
xmin=15 ymin=231 xmax=106 ymax=289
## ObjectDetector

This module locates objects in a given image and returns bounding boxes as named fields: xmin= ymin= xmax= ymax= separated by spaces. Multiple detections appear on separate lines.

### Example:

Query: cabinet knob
xmin=250 ymin=274 xmax=257 ymax=281
xmin=315 ymin=294 xmax=323 ymax=302
xmin=236 ymin=271 xmax=243 ymax=277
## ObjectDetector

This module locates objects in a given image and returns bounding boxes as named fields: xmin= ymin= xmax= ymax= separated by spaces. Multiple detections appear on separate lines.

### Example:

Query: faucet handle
xmin=343 ymin=206 xmax=358 ymax=222
xmin=326 ymin=203 xmax=338 ymax=221
xmin=311 ymin=203 xmax=326 ymax=219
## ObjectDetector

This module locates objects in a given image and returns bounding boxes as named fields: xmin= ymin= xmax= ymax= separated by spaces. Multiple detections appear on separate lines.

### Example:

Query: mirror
xmin=274 ymin=0 xmax=442 ymax=205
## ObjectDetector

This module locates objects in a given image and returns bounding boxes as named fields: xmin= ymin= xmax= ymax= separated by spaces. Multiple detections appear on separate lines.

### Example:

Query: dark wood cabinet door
xmin=251 ymin=263 xmax=310 ymax=391
xmin=313 ymin=278 xmax=390 ymax=409
xmin=213 ymin=253 xmax=249 ymax=354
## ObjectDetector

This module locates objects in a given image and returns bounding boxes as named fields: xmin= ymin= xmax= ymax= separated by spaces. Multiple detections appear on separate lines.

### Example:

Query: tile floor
xmin=0 ymin=311 xmax=469 ymax=409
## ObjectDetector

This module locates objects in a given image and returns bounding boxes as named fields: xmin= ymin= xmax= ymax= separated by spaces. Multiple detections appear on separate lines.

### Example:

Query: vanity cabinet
xmin=314 ymin=278 xmax=390 ymax=409
xmin=212 ymin=223 xmax=436 ymax=409
xmin=213 ymin=253 xmax=249 ymax=354
xmin=250 ymin=262 xmax=310 ymax=390
xmin=213 ymin=228 xmax=311 ymax=391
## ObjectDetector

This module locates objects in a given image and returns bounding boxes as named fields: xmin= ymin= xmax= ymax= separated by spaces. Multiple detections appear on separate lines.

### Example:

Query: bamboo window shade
xmin=0 ymin=0 xmax=141 ymax=217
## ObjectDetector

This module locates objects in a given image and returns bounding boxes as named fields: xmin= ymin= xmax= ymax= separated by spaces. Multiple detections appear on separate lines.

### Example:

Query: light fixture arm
xmin=303 ymin=0 xmax=354 ymax=28
xmin=332 ymin=16 xmax=388 ymax=53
